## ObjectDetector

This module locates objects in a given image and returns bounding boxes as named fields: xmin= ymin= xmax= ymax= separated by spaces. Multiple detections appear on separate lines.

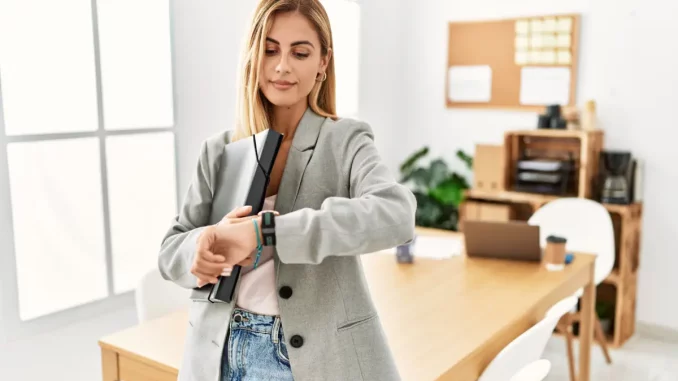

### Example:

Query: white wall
xmin=586 ymin=0 xmax=678 ymax=331
xmin=356 ymin=0 xmax=408 ymax=174
xmin=172 ymin=0 xmax=257 ymax=194
xmin=399 ymin=0 xmax=678 ymax=330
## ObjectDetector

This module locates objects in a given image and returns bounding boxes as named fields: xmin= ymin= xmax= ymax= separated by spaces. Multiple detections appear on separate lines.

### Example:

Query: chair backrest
xmin=135 ymin=268 xmax=191 ymax=323
xmin=478 ymin=296 xmax=578 ymax=381
xmin=528 ymin=198 xmax=615 ymax=286
xmin=509 ymin=359 xmax=551 ymax=381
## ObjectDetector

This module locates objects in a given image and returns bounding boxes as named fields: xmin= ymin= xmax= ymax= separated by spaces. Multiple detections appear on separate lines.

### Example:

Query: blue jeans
xmin=221 ymin=308 xmax=294 ymax=380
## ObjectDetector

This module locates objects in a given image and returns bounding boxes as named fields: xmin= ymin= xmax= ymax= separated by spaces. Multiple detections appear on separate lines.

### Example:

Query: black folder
xmin=192 ymin=129 xmax=283 ymax=303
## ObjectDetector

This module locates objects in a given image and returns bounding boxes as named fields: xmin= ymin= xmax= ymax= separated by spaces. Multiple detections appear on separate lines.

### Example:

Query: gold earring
xmin=316 ymin=72 xmax=327 ymax=82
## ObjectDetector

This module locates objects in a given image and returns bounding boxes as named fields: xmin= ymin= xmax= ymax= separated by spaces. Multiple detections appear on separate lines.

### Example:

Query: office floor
xmin=543 ymin=335 xmax=678 ymax=381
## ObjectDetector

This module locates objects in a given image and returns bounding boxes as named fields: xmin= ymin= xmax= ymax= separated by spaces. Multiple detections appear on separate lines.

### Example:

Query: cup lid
xmin=546 ymin=235 xmax=567 ymax=244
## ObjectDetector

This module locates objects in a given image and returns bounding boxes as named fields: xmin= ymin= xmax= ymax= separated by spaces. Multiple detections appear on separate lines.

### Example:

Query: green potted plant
xmin=596 ymin=300 xmax=614 ymax=336
xmin=399 ymin=147 xmax=473 ymax=231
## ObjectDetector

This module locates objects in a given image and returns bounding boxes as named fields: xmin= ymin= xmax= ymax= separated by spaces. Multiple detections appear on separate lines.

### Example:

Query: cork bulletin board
xmin=445 ymin=14 xmax=580 ymax=112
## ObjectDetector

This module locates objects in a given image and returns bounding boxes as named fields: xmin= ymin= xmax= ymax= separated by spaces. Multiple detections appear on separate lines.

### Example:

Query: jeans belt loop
xmin=272 ymin=316 xmax=281 ymax=344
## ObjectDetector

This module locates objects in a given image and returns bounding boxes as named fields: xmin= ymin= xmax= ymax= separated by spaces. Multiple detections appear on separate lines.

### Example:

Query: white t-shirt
xmin=235 ymin=195 xmax=279 ymax=316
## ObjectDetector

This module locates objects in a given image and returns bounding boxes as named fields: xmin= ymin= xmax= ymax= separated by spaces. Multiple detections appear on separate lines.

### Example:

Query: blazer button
xmin=279 ymin=286 xmax=293 ymax=299
xmin=290 ymin=335 xmax=304 ymax=348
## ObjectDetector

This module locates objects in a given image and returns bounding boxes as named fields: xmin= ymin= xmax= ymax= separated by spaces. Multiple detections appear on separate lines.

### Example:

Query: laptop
xmin=463 ymin=220 xmax=542 ymax=262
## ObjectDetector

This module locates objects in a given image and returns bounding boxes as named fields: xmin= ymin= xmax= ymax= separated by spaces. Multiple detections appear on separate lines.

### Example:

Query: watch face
xmin=261 ymin=211 xmax=274 ymax=224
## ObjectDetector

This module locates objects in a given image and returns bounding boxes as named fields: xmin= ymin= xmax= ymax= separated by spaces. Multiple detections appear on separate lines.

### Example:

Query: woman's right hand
xmin=192 ymin=205 xmax=254 ymax=287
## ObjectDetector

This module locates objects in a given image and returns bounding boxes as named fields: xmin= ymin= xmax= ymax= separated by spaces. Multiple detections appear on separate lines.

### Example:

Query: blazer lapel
xmin=274 ymin=108 xmax=326 ymax=215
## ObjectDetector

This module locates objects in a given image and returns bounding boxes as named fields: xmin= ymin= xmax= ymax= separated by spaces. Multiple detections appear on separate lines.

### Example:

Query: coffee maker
xmin=598 ymin=151 xmax=635 ymax=204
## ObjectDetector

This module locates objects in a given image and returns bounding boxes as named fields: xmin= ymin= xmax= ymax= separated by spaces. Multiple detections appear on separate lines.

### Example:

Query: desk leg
xmin=578 ymin=265 xmax=596 ymax=381
xmin=101 ymin=347 xmax=119 ymax=381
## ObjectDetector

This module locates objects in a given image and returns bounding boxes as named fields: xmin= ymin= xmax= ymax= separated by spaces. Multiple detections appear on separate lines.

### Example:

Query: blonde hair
xmin=232 ymin=0 xmax=337 ymax=142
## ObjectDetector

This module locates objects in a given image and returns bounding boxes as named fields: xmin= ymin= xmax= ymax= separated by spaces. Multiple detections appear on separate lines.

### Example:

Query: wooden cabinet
xmin=461 ymin=201 xmax=513 ymax=231
xmin=603 ymin=202 xmax=642 ymax=347
xmin=473 ymin=144 xmax=505 ymax=192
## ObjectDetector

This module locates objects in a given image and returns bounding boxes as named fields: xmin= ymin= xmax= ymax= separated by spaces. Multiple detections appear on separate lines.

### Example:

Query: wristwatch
xmin=260 ymin=211 xmax=276 ymax=246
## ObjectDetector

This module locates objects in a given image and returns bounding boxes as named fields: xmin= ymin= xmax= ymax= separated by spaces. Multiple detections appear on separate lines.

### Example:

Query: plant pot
xmin=599 ymin=318 xmax=612 ymax=336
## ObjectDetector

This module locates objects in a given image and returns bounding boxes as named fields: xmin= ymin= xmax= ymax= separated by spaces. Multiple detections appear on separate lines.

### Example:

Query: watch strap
xmin=261 ymin=211 xmax=276 ymax=246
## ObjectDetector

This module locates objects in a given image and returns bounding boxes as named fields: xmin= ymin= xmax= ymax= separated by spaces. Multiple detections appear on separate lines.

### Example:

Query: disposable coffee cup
xmin=545 ymin=235 xmax=567 ymax=271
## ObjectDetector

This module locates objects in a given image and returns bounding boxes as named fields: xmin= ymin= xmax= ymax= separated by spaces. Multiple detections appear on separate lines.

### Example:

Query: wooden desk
xmin=364 ymin=228 xmax=595 ymax=381
xmin=99 ymin=228 xmax=595 ymax=381
xmin=100 ymin=309 xmax=186 ymax=381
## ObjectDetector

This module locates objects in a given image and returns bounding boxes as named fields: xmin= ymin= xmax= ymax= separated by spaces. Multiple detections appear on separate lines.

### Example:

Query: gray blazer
xmin=158 ymin=108 xmax=417 ymax=381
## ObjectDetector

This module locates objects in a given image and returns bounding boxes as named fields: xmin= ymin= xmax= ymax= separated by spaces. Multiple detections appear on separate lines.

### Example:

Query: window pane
xmin=0 ymin=0 xmax=99 ymax=135
xmin=97 ymin=0 xmax=175 ymax=130
xmin=7 ymin=139 xmax=108 ymax=321
xmin=106 ymin=132 xmax=177 ymax=293
xmin=323 ymin=0 xmax=360 ymax=116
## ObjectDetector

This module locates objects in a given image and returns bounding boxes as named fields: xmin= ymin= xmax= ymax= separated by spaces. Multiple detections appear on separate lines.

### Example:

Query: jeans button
xmin=233 ymin=314 xmax=242 ymax=323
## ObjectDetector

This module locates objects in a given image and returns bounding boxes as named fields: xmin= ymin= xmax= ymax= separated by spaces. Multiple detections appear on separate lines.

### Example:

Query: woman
xmin=158 ymin=0 xmax=416 ymax=380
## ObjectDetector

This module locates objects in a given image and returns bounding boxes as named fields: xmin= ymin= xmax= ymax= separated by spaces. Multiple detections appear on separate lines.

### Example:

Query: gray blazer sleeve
xmin=157 ymin=140 xmax=212 ymax=289
xmin=275 ymin=122 xmax=417 ymax=265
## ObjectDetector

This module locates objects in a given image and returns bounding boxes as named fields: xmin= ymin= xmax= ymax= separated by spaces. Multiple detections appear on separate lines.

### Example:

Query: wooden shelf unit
xmin=504 ymin=129 xmax=604 ymax=198
xmin=462 ymin=189 xmax=642 ymax=348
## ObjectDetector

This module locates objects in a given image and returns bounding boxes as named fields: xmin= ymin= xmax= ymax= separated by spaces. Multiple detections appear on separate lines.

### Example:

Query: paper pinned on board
xmin=541 ymin=49 xmax=557 ymax=64
xmin=515 ymin=36 xmax=530 ymax=50
xmin=543 ymin=17 xmax=557 ymax=32
xmin=515 ymin=51 xmax=529 ymax=65
xmin=531 ymin=34 xmax=544 ymax=48
xmin=528 ymin=51 xmax=541 ymax=64
xmin=448 ymin=65 xmax=492 ymax=103
xmin=542 ymin=34 xmax=557 ymax=49
xmin=557 ymin=50 xmax=572 ymax=65
xmin=383 ymin=235 xmax=464 ymax=260
xmin=519 ymin=66 xmax=571 ymax=106
xmin=412 ymin=236 xmax=463 ymax=259
xmin=530 ymin=19 xmax=544 ymax=33
xmin=557 ymin=17 xmax=573 ymax=33
xmin=515 ymin=20 xmax=530 ymax=34
xmin=557 ymin=33 xmax=572 ymax=48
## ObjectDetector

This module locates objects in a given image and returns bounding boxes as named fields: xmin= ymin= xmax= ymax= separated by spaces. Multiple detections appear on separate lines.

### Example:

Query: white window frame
xmin=0 ymin=0 xmax=179 ymax=342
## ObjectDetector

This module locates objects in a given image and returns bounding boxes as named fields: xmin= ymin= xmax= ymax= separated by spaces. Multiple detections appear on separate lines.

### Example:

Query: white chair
xmin=509 ymin=359 xmax=552 ymax=381
xmin=528 ymin=198 xmax=615 ymax=289
xmin=478 ymin=296 xmax=578 ymax=381
xmin=135 ymin=268 xmax=191 ymax=323
xmin=528 ymin=198 xmax=615 ymax=380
